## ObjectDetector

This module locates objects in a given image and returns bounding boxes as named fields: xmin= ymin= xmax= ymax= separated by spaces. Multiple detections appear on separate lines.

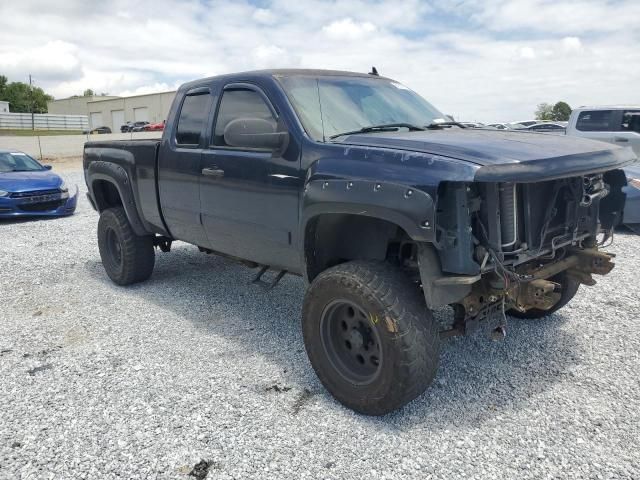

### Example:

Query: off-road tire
xmin=97 ymin=207 xmax=155 ymax=286
xmin=302 ymin=261 xmax=440 ymax=416
xmin=508 ymin=271 xmax=580 ymax=319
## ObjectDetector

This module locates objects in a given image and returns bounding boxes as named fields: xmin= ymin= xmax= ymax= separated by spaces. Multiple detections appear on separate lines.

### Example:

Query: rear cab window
xmin=576 ymin=110 xmax=615 ymax=132
xmin=175 ymin=90 xmax=211 ymax=145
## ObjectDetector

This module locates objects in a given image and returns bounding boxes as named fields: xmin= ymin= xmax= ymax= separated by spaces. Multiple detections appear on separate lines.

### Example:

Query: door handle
xmin=202 ymin=167 xmax=225 ymax=178
xmin=614 ymin=137 xmax=629 ymax=142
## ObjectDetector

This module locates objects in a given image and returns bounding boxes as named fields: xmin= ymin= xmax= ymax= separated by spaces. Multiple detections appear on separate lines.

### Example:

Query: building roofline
xmin=86 ymin=91 xmax=177 ymax=105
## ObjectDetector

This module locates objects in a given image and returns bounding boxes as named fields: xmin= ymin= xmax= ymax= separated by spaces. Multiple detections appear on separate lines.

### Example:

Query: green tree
xmin=0 ymin=76 xmax=53 ymax=113
xmin=0 ymin=75 xmax=7 ymax=97
xmin=552 ymin=101 xmax=572 ymax=121
xmin=535 ymin=103 xmax=554 ymax=121
xmin=83 ymin=88 xmax=95 ymax=96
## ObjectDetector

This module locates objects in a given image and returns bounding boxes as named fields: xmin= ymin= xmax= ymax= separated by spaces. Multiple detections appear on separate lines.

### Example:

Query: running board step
xmin=252 ymin=266 xmax=287 ymax=290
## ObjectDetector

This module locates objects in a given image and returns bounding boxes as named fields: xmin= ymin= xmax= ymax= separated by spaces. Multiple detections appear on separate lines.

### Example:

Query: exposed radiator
xmin=499 ymin=183 xmax=517 ymax=250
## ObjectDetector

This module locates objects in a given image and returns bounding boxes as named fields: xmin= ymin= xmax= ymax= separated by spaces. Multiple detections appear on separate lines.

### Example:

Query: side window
xmin=576 ymin=110 xmax=614 ymax=132
xmin=213 ymin=89 xmax=276 ymax=147
xmin=621 ymin=111 xmax=640 ymax=133
xmin=176 ymin=92 xmax=211 ymax=145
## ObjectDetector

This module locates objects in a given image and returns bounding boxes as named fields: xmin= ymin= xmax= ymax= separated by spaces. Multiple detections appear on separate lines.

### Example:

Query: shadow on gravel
xmin=0 ymin=215 xmax=73 ymax=226
xmin=84 ymin=243 xmax=581 ymax=427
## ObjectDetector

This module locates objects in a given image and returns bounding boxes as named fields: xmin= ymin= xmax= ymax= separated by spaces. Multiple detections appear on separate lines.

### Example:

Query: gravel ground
xmin=1 ymin=168 xmax=639 ymax=479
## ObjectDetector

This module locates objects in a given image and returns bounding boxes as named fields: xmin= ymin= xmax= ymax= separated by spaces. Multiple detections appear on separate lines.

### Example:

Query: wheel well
xmin=92 ymin=180 xmax=122 ymax=211
xmin=304 ymin=214 xmax=416 ymax=281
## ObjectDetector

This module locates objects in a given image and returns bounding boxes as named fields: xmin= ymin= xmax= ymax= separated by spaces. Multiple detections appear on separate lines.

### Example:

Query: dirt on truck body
xmin=83 ymin=69 xmax=636 ymax=415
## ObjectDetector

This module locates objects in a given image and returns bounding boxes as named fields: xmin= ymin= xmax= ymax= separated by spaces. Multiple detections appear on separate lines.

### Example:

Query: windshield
xmin=0 ymin=152 xmax=44 ymax=173
xmin=277 ymin=75 xmax=445 ymax=141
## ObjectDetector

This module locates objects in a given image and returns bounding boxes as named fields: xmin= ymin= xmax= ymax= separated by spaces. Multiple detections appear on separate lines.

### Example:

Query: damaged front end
xmin=424 ymin=169 xmax=626 ymax=338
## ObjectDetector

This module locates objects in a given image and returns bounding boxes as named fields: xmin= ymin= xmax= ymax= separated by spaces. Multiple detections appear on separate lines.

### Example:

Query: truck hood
xmin=338 ymin=129 xmax=637 ymax=182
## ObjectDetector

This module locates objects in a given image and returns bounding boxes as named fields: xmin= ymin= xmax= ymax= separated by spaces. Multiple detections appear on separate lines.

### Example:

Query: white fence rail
xmin=0 ymin=132 xmax=162 ymax=159
xmin=0 ymin=112 xmax=89 ymax=131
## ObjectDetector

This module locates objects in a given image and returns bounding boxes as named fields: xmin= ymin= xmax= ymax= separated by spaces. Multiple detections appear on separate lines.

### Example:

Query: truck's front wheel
xmin=97 ymin=207 xmax=155 ymax=286
xmin=302 ymin=261 xmax=440 ymax=415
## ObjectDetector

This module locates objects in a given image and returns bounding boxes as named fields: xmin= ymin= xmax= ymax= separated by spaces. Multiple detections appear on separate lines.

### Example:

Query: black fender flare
xmin=86 ymin=160 xmax=148 ymax=236
xmin=301 ymin=179 xmax=436 ymax=243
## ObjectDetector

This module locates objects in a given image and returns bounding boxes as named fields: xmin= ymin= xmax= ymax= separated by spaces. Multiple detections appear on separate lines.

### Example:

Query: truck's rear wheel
xmin=97 ymin=207 xmax=155 ymax=285
xmin=302 ymin=261 xmax=440 ymax=415
xmin=509 ymin=271 xmax=580 ymax=319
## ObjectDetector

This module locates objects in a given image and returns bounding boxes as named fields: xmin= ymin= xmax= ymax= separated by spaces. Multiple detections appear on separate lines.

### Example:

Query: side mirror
xmin=224 ymin=117 xmax=288 ymax=151
xmin=43 ymin=165 xmax=52 ymax=170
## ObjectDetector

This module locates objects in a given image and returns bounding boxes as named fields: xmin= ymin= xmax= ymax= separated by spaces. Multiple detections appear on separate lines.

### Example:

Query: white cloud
xmin=0 ymin=0 xmax=638 ymax=122
xmin=118 ymin=82 xmax=178 ymax=97
xmin=562 ymin=36 xmax=582 ymax=52
xmin=0 ymin=40 xmax=81 ymax=82
xmin=518 ymin=47 xmax=536 ymax=59
xmin=253 ymin=8 xmax=277 ymax=24
xmin=323 ymin=18 xmax=377 ymax=40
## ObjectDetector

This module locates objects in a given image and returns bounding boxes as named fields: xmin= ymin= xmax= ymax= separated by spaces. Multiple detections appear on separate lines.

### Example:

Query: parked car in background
xmin=622 ymin=164 xmax=640 ymax=230
xmin=460 ymin=122 xmax=485 ymax=128
xmin=144 ymin=121 xmax=165 ymax=132
xmin=512 ymin=120 xmax=539 ymax=128
xmin=566 ymin=106 xmax=640 ymax=230
xmin=121 ymin=121 xmax=149 ymax=133
xmin=0 ymin=149 xmax=77 ymax=218
xmin=487 ymin=123 xmax=513 ymax=130
xmin=131 ymin=122 xmax=150 ymax=132
xmin=523 ymin=122 xmax=567 ymax=134
xmin=83 ymin=126 xmax=112 ymax=134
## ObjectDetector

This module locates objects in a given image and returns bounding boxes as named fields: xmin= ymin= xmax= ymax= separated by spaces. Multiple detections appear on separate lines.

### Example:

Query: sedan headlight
xmin=59 ymin=180 xmax=69 ymax=193
xmin=0 ymin=189 xmax=9 ymax=197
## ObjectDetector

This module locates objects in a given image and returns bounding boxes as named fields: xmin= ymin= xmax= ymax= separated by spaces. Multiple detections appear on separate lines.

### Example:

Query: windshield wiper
xmin=425 ymin=121 xmax=467 ymax=129
xmin=329 ymin=123 xmax=425 ymax=139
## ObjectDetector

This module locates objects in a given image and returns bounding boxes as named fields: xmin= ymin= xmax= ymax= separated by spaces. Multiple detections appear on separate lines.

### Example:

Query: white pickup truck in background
xmin=566 ymin=106 xmax=640 ymax=228
xmin=566 ymin=106 xmax=640 ymax=156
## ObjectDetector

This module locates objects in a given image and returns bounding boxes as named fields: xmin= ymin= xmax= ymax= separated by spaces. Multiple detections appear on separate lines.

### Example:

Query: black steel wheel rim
xmin=105 ymin=228 xmax=123 ymax=269
xmin=320 ymin=299 xmax=383 ymax=385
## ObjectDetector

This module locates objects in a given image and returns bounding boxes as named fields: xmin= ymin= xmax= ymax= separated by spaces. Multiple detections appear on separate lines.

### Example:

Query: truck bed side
xmin=83 ymin=139 xmax=168 ymax=236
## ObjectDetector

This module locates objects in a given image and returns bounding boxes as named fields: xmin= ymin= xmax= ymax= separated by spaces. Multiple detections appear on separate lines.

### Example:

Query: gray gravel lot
xmin=1 ymin=168 xmax=639 ymax=479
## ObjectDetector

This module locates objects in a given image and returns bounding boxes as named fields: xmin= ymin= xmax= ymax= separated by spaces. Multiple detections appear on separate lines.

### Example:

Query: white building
xmin=48 ymin=91 xmax=176 ymax=131
xmin=0 ymin=101 xmax=9 ymax=113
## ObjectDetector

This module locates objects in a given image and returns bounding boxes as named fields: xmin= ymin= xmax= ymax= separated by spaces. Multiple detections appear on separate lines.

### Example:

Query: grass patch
xmin=0 ymin=129 xmax=84 ymax=137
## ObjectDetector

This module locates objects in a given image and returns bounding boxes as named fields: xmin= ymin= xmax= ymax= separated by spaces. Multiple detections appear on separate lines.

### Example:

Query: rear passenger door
xmin=199 ymin=83 xmax=302 ymax=271
xmin=158 ymin=87 xmax=212 ymax=246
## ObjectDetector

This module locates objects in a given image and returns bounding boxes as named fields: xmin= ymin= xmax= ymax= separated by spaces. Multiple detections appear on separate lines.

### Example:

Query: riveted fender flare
xmin=86 ymin=160 xmax=148 ymax=236
xmin=301 ymin=179 xmax=436 ymax=244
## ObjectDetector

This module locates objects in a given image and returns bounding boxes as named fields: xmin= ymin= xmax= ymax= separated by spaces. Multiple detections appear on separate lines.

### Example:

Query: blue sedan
xmin=0 ymin=149 xmax=78 ymax=218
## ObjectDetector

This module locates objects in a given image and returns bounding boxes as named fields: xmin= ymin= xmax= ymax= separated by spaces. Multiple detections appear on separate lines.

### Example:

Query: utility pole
xmin=29 ymin=74 xmax=34 ymax=131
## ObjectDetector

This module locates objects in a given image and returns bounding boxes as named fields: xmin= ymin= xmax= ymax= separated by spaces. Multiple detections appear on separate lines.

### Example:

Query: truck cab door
xmin=158 ymin=87 xmax=212 ymax=246
xmin=199 ymin=83 xmax=302 ymax=272
xmin=614 ymin=110 xmax=640 ymax=157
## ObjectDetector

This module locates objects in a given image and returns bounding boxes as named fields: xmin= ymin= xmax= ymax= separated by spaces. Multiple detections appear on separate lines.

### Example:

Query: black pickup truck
xmin=84 ymin=69 xmax=635 ymax=415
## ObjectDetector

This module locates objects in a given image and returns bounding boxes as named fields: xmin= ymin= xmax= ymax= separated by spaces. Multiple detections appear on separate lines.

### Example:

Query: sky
xmin=0 ymin=0 xmax=638 ymax=122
